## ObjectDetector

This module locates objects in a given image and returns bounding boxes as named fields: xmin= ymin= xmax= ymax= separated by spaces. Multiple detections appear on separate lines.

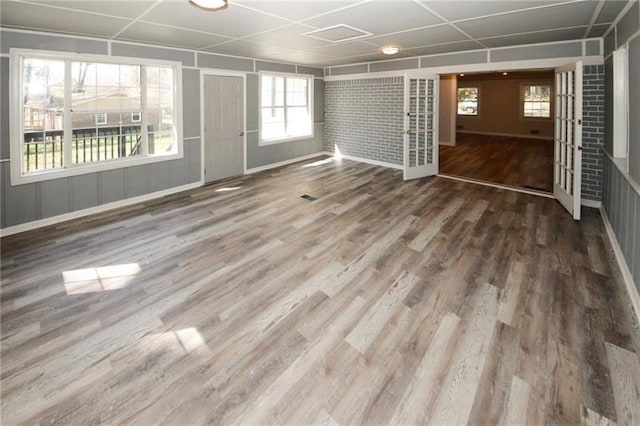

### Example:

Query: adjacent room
xmin=439 ymin=70 xmax=555 ymax=192
xmin=1 ymin=0 xmax=640 ymax=424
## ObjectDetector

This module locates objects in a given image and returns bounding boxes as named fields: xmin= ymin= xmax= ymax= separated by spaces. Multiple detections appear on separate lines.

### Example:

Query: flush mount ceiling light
xmin=381 ymin=46 xmax=399 ymax=55
xmin=189 ymin=0 xmax=228 ymax=11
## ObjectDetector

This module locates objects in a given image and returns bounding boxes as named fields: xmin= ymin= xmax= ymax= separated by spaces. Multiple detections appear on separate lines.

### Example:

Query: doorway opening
xmin=438 ymin=69 xmax=555 ymax=194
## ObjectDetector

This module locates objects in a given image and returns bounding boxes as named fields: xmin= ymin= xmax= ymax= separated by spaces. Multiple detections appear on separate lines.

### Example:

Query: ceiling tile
xmin=235 ymin=1 xmax=360 ymax=22
xmin=367 ymin=24 xmax=469 ymax=49
xmin=588 ymin=23 xmax=611 ymax=38
xmin=142 ymin=1 xmax=290 ymax=38
xmin=303 ymin=0 xmax=443 ymax=36
xmin=423 ymin=1 xmax=566 ymax=22
xmin=23 ymin=0 xmax=153 ymax=19
xmin=312 ymin=40 xmax=381 ymax=58
xmin=596 ymin=0 xmax=630 ymax=24
xmin=479 ymin=27 xmax=588 ymax=48
xmin=264 ymin=49 xmax=339 ymax=65
xmin=455 ymin=2 xmax=598 ymax=39
xmin=403 ymin=40 xmax=485 ymax=56
xmin=246 ymin=24 xmax=331 ymax=50
xmin=116 ymin=22 xmax=232 ymax=49
xmin=0 ymin=1 xmax=131 ymax=37
xmin=204 ymin=39 xmax=288 ymax=59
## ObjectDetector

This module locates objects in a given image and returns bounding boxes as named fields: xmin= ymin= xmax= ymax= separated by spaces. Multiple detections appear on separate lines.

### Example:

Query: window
xmin=522 ymin=84 xmax=551 ymax=118
xmin=612 ymin=47 xmax=628 ymax=162
xmin=260 ymin=73 xmax=313 ymax=143
xmin=95 ymin=112 xmax=107 ymax=125
xmin=457 ymin=86 xmax=478 ymax=116
xmin=11 ymin=49 xmax=182 ymax=184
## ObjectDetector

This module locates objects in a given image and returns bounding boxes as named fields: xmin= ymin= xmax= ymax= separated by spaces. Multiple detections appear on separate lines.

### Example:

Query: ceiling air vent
xmin=303 ymin=24 xmax=373 ymax=43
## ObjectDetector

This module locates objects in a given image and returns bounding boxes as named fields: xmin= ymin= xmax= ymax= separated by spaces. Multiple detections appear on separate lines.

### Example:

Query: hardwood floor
xmin=2 ymin=157 xmax=640 ymax=425
xmin=440 ymin=133 xmax=554 ymax=193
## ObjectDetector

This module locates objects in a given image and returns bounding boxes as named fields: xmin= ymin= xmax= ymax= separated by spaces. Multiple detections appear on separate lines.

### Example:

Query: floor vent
xmin=301 ymin=194 xmax=317 ymax=202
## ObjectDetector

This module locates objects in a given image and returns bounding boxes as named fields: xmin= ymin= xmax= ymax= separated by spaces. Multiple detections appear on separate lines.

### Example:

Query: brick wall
xmin=581 ymin=64 xmax=605 ymax=202
xmin=325 ymin=77 xmax=404 ymax=165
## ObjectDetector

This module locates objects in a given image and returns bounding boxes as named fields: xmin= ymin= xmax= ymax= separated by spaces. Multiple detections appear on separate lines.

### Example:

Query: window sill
xmin=259 ymin=133 xmax=314 ymax=146
xmin=10 ymin=151 xmax=183 ymax=186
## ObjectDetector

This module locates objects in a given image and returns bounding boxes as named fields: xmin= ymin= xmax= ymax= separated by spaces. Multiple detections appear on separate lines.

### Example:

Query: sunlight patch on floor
xmin=63 ymin=263 xmax=140 ymax=294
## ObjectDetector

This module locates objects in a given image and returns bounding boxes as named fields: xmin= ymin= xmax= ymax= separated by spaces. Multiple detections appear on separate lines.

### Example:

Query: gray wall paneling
xmin=246 ymin=124 xmax=324 ymax=169
xmin=0 ymin=30 xmax=108 ymax=55
xmin=602 ymin=0 xmax=640 ymax=296
xmin=246 ymin=74 xmax=259 ymax=131
xmin=38 ymin=179 xmax=70 ymax=218
xmin=604 ymin=157 xmax=640 ymax=294
xmin=182 ymin=69 xmax=201 ymax=139
xmin=111 ymin=42 xmax=195 ymax=66
xmin=70 ymin=174 xmax=98 ymax=211
xmin=314 ymin=79 xmax=325 ymax=123
xmin=255 ymin=60 xmax=296 ymax=73
xmin=370 ymin=58 xmax=419 ymax=72
xmin=421 ymin=51 xmax=487 ymax=67
xmin=197 ymin=52 xmax=253 ymax=72
xmin=490 ymin=42 xmax=582 ymax=62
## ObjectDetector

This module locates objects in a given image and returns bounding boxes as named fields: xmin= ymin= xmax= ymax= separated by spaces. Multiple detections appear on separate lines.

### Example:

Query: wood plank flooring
xmin=440 ymin=133 xmax=554 ymax=192
xmin=2 ymin=156 xmax=640 ymax=425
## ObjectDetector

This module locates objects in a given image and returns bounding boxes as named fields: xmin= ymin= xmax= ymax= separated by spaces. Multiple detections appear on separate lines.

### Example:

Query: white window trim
xmin=456 ymin=84 xmax=480 ymax=117
xmin=9 ymin=48 xmax=183 ymax=185
xmin=131 ymin=111 xmax=141 ymax=123
xmin=612 ymin=47 xmax=629 ymax=164
xmin=259 ymin=71 xmax=314 ymax=145
xmin=520 ymin=82 xmax=553 ymax=121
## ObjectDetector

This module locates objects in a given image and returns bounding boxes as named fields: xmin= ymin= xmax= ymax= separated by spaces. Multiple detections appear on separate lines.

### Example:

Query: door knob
xmin=239 ymin=132 xmax=245 ymax=137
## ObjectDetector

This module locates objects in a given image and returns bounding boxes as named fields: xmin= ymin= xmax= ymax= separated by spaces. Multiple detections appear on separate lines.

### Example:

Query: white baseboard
xmin=245 ymin=152 xmax=330 ymax=174
xmin=457 ymin=130 xmax=553 ymax=141
xmin=581 ymin=199 xmax=602 ymax=209
xmin=335 ymin=153 xmax=403 ymax=170
xmin=600 ymin=207 xmax=640 ymax=324
xmin=0 ymin=181 xmax=203 ymax=237
xmin=439 ymin=141 xmax=456 ymax=146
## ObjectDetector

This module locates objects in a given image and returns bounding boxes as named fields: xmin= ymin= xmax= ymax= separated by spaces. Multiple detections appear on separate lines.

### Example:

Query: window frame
xmin=95 ymin=112 xmax=108 ymax=125
xmin=130 ymin=111 xmax=142 ymax=123
xmin=612 ymin=47 xmax=629 ymax=165
xmin=520 ymin=82 xmax=553 ymax=121
xmin=456 ymin=85 xmax=480 ymax=117
xmin=9 ymin=48 xmax=183 ymax=185
xmin=258 ymin=71 xmax=314 ymax=145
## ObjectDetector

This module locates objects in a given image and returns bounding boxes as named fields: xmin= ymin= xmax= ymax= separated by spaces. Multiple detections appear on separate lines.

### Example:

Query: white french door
xmin=404 ymin=73 xmax=439 ymax=180
xmin=554 ymin=61 xmax=583 ymax=220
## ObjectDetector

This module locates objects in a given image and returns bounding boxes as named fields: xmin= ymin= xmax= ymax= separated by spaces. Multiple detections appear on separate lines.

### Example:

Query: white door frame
xmin=200 ymin=69 xmax=247 ymax=182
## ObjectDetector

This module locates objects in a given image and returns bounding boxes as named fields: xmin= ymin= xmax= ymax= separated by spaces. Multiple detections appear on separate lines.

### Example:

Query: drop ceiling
xmin=0 ymin=0 xmax=630 ymax=67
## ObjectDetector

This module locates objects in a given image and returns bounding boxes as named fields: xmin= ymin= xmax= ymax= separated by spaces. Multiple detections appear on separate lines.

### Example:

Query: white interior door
xmin=553 ymin=61 xmax=583 ymax=220
xmin=203 ymin=75 xmax=244 ymax=183
xmin=404 ymin=73 xmax=439 ymax=180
